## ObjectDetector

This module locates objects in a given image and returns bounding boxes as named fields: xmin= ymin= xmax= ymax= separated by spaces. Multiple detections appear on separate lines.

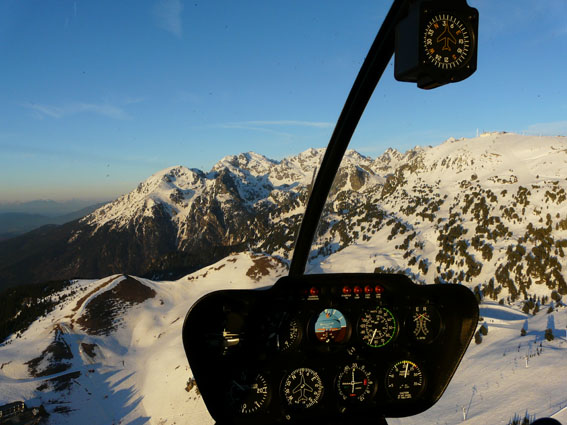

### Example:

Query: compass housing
xmin=394 ymin=0 xmax=478 ymax=89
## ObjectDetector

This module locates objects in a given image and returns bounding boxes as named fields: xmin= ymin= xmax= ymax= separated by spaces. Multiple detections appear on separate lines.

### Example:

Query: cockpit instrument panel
xmin=182 ymin=273 xmax=478 ymax=424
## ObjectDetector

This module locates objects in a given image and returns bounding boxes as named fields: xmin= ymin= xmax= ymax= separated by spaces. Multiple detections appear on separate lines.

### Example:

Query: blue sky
xmin=1 ymin=0 xmax=566 ymax=203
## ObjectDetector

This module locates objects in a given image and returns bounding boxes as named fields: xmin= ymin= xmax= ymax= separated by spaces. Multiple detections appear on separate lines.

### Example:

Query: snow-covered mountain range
xmin=2 ymin=132 xmax=567 ymax=307
xmin=1 ymin=132 xmax=567 ymax=424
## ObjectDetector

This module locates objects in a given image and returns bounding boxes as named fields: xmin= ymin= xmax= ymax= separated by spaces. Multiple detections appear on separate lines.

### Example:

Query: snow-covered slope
xmin=0 ymin=253 xmax=287 ymax=424
xmin=311 ymin=132 xmax=567 ymax=303
xmin=1 ymin=257 xmax=565 ymax=424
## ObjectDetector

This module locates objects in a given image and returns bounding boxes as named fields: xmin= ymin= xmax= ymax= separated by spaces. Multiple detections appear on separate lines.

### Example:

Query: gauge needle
xmin=404 ymin=362 xmax=409 ymax=378
xmin=232 ymin=380 xmax=245 ymax=391
xmin=371 ymin=329 xmax=377 ymax=342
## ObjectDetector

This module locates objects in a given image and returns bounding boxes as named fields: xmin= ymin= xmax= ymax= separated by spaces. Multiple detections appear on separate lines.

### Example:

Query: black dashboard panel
xmin=182 ymin=273 xmax=479 ymax=425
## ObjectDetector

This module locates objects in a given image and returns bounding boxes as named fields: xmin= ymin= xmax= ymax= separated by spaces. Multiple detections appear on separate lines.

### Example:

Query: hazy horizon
xmin=1 ymin=0 xmax=566 ymax=203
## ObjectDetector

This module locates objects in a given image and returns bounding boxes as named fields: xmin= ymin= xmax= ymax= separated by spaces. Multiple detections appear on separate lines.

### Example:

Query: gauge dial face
xmin=411 ymin=305 xmax=442 ymax=343
xmin=336 ymin=363 xmax=376 ymax=403
xmin=423 ymin=13 xmax=472 ymax=70
xmin=314 ymin=308 xmax=348 ymax=343
xmin=386 ymin=360 xmax=425 ymax=400
xmin=282 ymin=368 xmax=324 ymax=409
xmin=358 ymin=307 xmax=397 ymax=348
xmin=279 ymin=318 xmax=302 ymax=351
xmin=227 ymin=371 xmax=270 ymax=414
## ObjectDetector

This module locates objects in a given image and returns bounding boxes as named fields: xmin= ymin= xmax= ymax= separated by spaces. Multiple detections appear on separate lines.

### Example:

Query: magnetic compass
xmin=394 ymin=0 xmax=479 ymax=89
xmin=423 ymin=13 xmax=473 ymax=70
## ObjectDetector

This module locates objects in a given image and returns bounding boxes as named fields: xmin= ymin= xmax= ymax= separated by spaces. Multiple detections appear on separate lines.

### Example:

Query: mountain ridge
xmin=0 ymin=132 xmax=566 ymax=305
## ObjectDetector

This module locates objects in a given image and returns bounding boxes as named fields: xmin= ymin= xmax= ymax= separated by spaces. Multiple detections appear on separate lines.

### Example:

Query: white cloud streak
xmin=524 ymin=121 xmax=567 ymax=137
xmin=153 ymin=0 xmax=183 ymax=38
xmin=224 ymin=120 xmax=334 ymax=129
xmin=23 ymin=102 xmax=130 ymax=120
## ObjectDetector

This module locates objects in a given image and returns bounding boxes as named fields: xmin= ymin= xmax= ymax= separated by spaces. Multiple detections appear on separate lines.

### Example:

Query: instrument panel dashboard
xmin=182 ymin=273 xmax=478 ymax=425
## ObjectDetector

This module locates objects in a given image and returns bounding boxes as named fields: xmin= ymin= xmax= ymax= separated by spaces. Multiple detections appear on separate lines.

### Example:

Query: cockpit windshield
xmin=1 ymin=1 xmax=566 ymax=424
xmin=305 ymin=1 xmax=567 ymax=423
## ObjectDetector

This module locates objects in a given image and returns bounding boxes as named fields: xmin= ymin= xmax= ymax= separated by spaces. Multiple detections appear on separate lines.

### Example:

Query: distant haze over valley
xmin=0 ymin=199 xmax=110 ymax=217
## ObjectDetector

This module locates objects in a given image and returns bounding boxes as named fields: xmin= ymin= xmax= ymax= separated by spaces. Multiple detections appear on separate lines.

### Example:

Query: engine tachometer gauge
xmin=336 ymin=363 xmax=376 ymax=403
xmin=227 ymin=371 xmax=270 ymax=414
xmin=411 ymin=305 xmax=442 ymax=343
xmin=314 ymin=308 xmax=348 ymax=343
xmin=386 ymin=360 xmax=425 ymax=401
xmin=358 ymin=306 xmax=397 ymax=348
xmin=282 ymin=368 xmax=324 ymax=409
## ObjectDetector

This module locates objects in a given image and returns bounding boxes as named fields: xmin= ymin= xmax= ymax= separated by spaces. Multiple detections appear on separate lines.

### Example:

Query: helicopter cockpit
xmin=182 ymin=1 xmax=483 ymax=424
xmin=182 ymin=0 xmax=565 ymax=424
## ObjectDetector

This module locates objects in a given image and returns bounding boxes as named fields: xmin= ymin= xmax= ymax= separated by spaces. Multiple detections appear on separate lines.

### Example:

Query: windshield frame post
xmin=289 ymin=0 xmax=410 ymax=278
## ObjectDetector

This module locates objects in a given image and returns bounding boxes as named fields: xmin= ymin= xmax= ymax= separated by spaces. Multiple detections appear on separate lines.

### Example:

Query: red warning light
xmin=364 ymin=285 xmax=373 ymax=294
xmin=342 ymin=285 xmax=352 ymax=295
xmin=309 ymin=286 xmax=319 ymax=296
xmin=374 ymin=285 xmax=384 ymax=294
xmin=354 ymin=286 xmax=363 ymax=295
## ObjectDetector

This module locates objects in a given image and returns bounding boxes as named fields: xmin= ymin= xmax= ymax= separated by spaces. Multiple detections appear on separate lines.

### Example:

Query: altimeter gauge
xmin=358 ymin=306 xmax=397 ymax=348
xmin=227 ymin=371 xmax=271 ymax=415
xmin=336 ymin=363 xmax=376 ymax=403
xmin=282 ymin=368 xmax=324 ymax=409
xmin=386 ymin=360 xmax=425 ymax=401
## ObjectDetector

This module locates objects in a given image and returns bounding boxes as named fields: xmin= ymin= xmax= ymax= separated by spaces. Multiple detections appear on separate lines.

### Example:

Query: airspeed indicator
xmin=358 ymin=307 xmax=397 ymax=348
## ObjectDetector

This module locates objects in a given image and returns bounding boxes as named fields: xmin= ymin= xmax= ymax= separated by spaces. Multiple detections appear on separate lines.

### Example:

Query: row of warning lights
xmin=306 ymin=285 xmax=385 ymax=297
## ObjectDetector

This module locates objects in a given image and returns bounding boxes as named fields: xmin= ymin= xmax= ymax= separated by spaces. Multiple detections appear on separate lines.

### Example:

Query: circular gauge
xmin=227 ymin=371 xmax=270 ymax=414
xmin=282 ymin=368 xmax=324 ymax=409
xmin=411 ymin=305 xmax=442 ymax=343
xmin=336 ymin=363 xmax=376 ymax=403
xmin=423 ymin=13 xmax=473 ymax=70
xmin=358 ymin=307 xmax=397 ymax=348
xmin=279 ymin=318 xmax=302 ymax=351
xmin=263 ymin=313 xmax=302 ymax=352
xmin=313 ymin=308 xmax=348 ymax=343
xmin=386 ymin=360 xmax=425 ymax=401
